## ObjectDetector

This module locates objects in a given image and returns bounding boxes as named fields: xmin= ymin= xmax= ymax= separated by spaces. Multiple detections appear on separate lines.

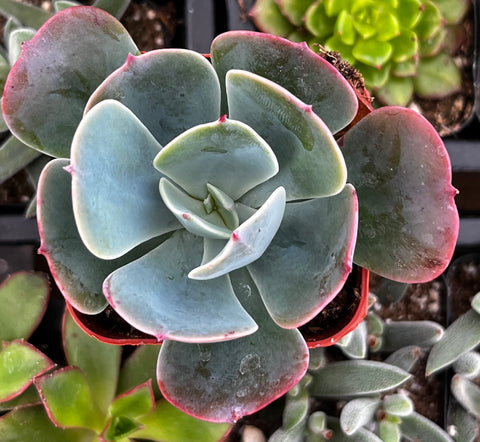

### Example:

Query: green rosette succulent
xmin=251 ymin=0 xmax=470 ymax=106
xmin=2 ymin=6 xmax=459 ymax=422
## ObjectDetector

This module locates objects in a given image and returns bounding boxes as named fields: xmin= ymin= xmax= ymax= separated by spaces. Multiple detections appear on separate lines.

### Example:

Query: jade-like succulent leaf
xmin=35 ymin=367 xmax=104 ymax=432
xmin=37 ymin=159 xmax=167 ymax=314
xmin=71 ymin=100 xmax=179 ymax=259
xmin=249 ymin=0 xmax=296 ymax=36
xmin=63 ymin=310 xmax=121 ymax=415
xmin=380 ymin=320 xmax=444 ymax=352
xmin=383 ymin=393 xmax=414 ymax=417
xmin=337 ymin=321 xmax=368 ymax=359
xmin=0 ymin=272 xmax=49 ymax=341
xmin=426 ymin=309 xmax=480 ymax=375
xmin=132 ymin=400 xmax=230 ymax=442
xmin=117 ymin=346 xmax=161 ymax=399
xmin=226 ymin=69 xmax=347 ymax=206
xmin=247 ymin=184 xmax=358 ymax=328
xmin=310 ymin=360 xmax=410 ymax=398
xmin=157 ymin=268 xmax=309 ymax=422
xmin=85 ymin=49 xmax=221 ymax=146
xmin=0 ymin=340 xmax=54 ymax=402
xmin=0 ymin=405 xmax=94 ymax=442
xmin=340 ymin=398 xmax=381 ymax=435
xmin=342 ymin=106 xmax=459 ymax=282
xmin=154 ymin=117 xmax=278 ymax=201
xmin=7 ymin=28 xmax=35 ymax=66
xmin=400 ymin=412 xmax=454 ymax=442
xmin=451 ymin=375 xmax=480 ymax=416
xmin=211 ymin=30 xmax=358 ymax=134
xmin=0 ymin=384 xmax=39 ymax=412
xmin=159 ymin=178 xmax=232 ymax=240
xmin=2 ymin=6 xmax=139 ymax=157
xmin=189 ymin=187 xmax=286 ymax=280
xmin=103 ymin=230 xmax=257 ymax=342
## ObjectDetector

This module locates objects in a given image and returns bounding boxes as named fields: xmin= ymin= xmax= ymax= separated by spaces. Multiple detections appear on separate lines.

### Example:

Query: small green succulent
xmin=250 ymin=0 xmax=470 ymax=106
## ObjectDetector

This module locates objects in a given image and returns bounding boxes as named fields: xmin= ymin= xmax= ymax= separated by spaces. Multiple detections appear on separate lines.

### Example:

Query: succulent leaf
xmin=249 ymin=0 xmax=296 ymax=36
xmin=383 ymin=393 xmax=414 ymax=416
xmin=400 ymin=411 xmax=454 ymax=441
xmin=104 ymin=230 xmax=257 ymax=342
xmin=2 ymin=6 xmax=139 ymax=157
xmin=211 ymin=30 xmax=358 ymax=134
xmin=0 ymin=272 xmax=49 ymax=342
xmin=310 ymin=360 xmax=411 ymax=398
xmin=451 ymin=374 xmax=480 ymax=417
xmin=0 ymin=135 xmax=41 ymax=185
xmin=226 ymin=69 xmax=347 ymax=206
xmin=154 ymin=117 xmax=278 ymax=201
xmin=337 ymin=321 xmax=368 ymax=359
xmin=453 ymin=351 xmax=480 ymax=378
xmin=379 ymin=320 xmax=444 ymax=352
xmin=71 ymin=100 xmax=179 ymax=259
xmin=37 ymin=159 xmax=167 ymax=314
xmin=157 ymin=268 xmax=309 ymax=423
xmin=340 ymin=397 xmax=381 ymax=435
xmin=342 ymin=106 xmax=459 ymax=282
xmin=109 ymin=381 xmax=155 ymax=420
xmin=85 ymin=49 xmax=220 ymax=146
xmin=0 ymin=405 xmax=94 ymax=441
xmin=132 ymin=400 xmax=230 ymax=441
xmin=327 ymin=417 xmax=383 ymax=441
xmin=247 ymin=184 xmax=358 ymax=328
xmin=63 ymin=310 xmax=121 ymax=415
xmin=189 ymin=187 xmax=286 ymax=280
xmin=35 ymin=367 xmax=104 ymax=432
xmin=159 ymin=178 xmax=232 ymax=240
xmin=426 ymin=309 xmax=480 ymax=375
xmin=384 ymin=346 xmax=423 ymax=372
xmin=0 ymin=340 xmax=54 ymax=403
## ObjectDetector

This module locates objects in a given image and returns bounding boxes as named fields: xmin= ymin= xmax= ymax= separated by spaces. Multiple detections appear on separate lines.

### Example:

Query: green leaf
xmin=2 ymin=6 xmax=139 ymax=157
xmin=419 ymin=27 xmax=447 ymax=57
xmin=53 ymin=1 xmax=82 ymax=13
xmin=157 ymin=268 xmax=309 ymax=422
xmin=426 ymin=310 xmax=480 ymax=375
xmin=0 ymin=0 xmax=52 ymax=29
xmin=384 ymin=346 xmax=422 ymax=372
xmin=92 ymin=0 xmax=131 ymax=19
xmin=432 ymin=0 xmax=469 ymax=24
xmin=383 ymin=393 xmax=414 ymax=416
xmin=71 ymin=100 xmax=179 ymax=260
xmin=413 ymin=53 xmax=461 ymax=99
xmin=327 ymin=417 xmax=383 ymax=441
xmin=247 ymin=184 xmax=358 ymax=328
xmin=340 ymin=398 xmax=381 ymax=434
xmin=35 ymin=367 xmax=105 ymax=432
xmin=380 ymin=320 xmax=443 ymax=352
xmin=342 ymin=107 xmax=459 ymax=282
xmin=374 ymin=11 xmax=400 ymax=41
xmin=390 ymin=30 xmax=419 ymax=62
xmin=211 ymin=31 xmax=358 ymax=134
xmin=357 ymin=62 xmax=391 ymax=89
xmin=189 ymin=187 xmax=286 ymax=280
xmin=337 ymin=321 xmax=368 ymax=359
xmin=154 ymin=117 xmax=278 ymax=202
xmin=0 ymin=135 xmax=41 ymax=185
xmin=453 ymin=351 xmax=480 ymax=378
xmin=400 ymin=411 xmax=454 ymax=441
xmin=310 ymin=360 xmax=410 ymax=398
xmin=103 ymin=230 xmax=257 ymax=342
xmin=250 ymin=0 xmax=296 ymax=37
xmin=117 ymin=346 xmax=161 ymax=399
xmin=471 ymin=292 xmax=480 ymax=314
xmin=7 ymin=27 xmax=35 ymax=66
xmin=305 ymin=2 xmax=335 ymax=39
xmin=395 ymin=0 xmax=422 ymax=27
xmin=379 ymin=420 xmax=400 ymax=442
xmin=413 ymin=0 xmax=442 ymax=39
xmin=132 ymin=400 xmax=230 ymax=442
xmin=0 ymin=340 xmax=54 ymax=402
xmin=335 ymin=10 xmax=356 ymax=45
xmin=0 ymin=272 xmax=49 ymax=341
xmin=375 ymin=76 xmax=414 ymax=106
xmin=110 ymin=381 xmax=155 ymax=419
xmin=352 ymin=39 xmax=393 ymax=68
xmin=277 ymin=0 xmax=314 ymax=26
xmin=0 ymin=384 xmax=39 ymax=411
xmin=226 ymin=69 xmax=347 ymax=207
xmin=63 ymin=310 xmax=121 ymax=415
xmin=85 ymin=49 xmax=220 ymax=147
xmin=0 ymin=405 xmax=94 ymax=441
xmin=325 ymin=35 xmax=356 ymax=66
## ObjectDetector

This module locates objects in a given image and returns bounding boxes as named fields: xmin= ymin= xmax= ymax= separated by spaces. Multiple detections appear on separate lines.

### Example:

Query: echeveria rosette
xmin=2 ymin=6 xmax=459 ymax=423
xmin=251 ymin=0 xmax=469 ymax=106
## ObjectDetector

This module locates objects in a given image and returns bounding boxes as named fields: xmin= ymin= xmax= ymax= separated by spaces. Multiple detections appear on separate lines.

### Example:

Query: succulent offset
xmin=251 ymin=0 xmax=470 ymax=106
xmin=2 ymin=6 xmax=459 ymax=422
